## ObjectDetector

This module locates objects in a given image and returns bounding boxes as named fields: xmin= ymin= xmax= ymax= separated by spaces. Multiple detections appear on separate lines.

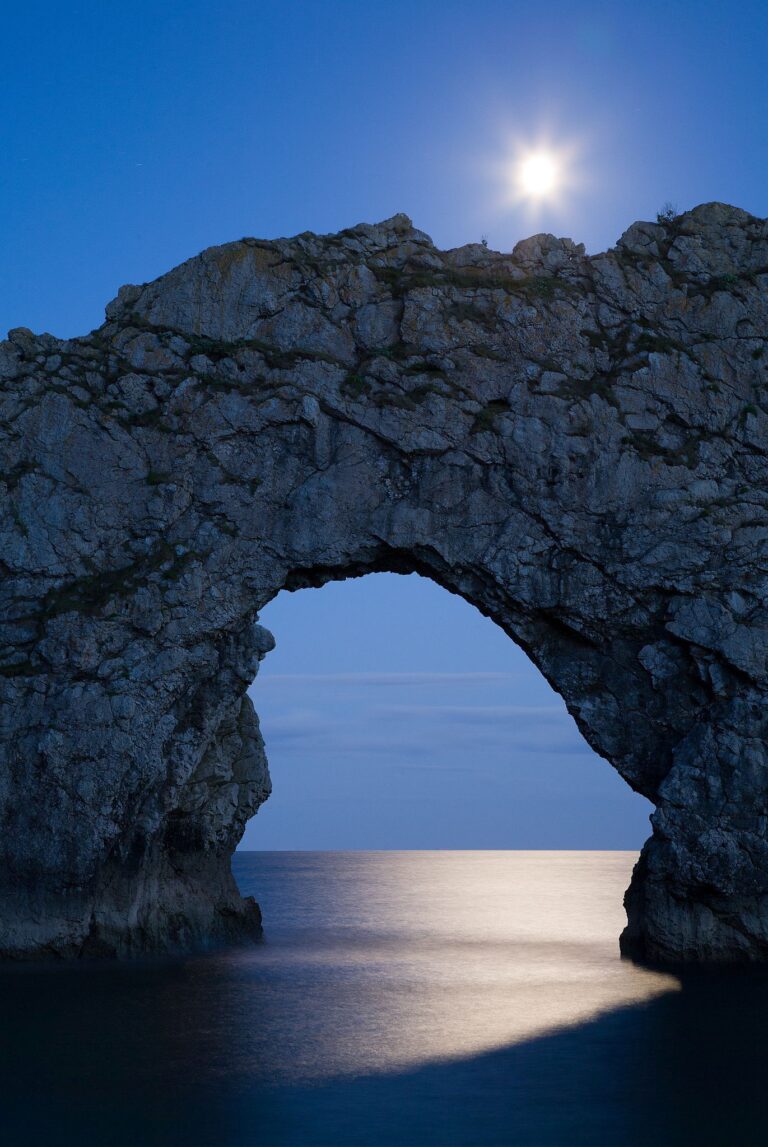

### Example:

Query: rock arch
xmin=2 ymin=204 xmax=768 ymax=962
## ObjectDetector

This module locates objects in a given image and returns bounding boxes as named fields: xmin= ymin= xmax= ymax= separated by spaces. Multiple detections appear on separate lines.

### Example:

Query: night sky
xmin=3 ymin=0 xmax=766 ymax=847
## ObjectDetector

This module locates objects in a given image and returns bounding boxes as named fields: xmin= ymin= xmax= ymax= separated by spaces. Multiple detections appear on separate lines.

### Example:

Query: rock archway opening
xmin=242 ymin=571 xmax=653 ymax=852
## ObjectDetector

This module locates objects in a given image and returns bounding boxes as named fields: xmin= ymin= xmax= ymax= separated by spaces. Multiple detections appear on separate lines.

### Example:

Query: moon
xmin=518 ymin=151 xmax=559 ymax=199
xmin=491 ymin=133 xmax=581 ymax=216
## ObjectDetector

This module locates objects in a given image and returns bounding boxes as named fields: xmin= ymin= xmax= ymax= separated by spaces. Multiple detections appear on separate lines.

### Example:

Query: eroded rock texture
xmin=2 ymin=204 xmax=768 ymax=961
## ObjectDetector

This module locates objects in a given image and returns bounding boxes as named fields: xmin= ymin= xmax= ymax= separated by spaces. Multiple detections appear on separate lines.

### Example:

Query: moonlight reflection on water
xmin=12 ymin=851 xmax=762 ymax=1147
xmin=222 ymin=851 xmax=678 ymax=1081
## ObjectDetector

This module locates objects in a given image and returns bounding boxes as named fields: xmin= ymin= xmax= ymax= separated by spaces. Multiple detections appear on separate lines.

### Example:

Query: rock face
xmin=2 ymin=203 xmax=768 ymax=962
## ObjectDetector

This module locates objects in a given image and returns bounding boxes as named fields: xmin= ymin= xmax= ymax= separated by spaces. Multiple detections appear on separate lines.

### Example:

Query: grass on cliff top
xmin=372 ymin=264 xmax=568 ymax=301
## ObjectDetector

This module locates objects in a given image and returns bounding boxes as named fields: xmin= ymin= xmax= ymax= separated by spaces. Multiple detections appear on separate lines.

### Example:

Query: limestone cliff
xmin=2 ymin=204 xmax=768 ymax=962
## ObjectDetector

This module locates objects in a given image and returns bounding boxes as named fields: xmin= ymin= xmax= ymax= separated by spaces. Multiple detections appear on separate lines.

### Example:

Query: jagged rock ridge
xmin=2 ymin=203 xmax=768 ymax=962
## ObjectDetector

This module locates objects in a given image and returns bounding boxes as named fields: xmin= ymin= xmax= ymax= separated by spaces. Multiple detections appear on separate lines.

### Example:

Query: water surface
xmin=2 ymin=852 xmax=768 ymax=1146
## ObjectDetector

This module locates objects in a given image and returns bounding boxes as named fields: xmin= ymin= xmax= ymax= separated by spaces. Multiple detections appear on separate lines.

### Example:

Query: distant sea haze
xmin=244 ymin=659 xmax=653 ymax=850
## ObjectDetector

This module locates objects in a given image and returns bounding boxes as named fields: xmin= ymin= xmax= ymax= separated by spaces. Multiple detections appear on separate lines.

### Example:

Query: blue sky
xmin=3 ymin=0 xmax=765 ymax=847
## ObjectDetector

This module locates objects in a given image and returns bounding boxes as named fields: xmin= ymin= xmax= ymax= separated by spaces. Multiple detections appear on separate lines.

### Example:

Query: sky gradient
xmin=3 ymin=0 xmax=765 ymax=847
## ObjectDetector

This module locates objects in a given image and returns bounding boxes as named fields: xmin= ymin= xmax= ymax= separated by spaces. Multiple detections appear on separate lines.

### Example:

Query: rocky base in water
xmin=3 ymin=203 xmax=768 ymax=961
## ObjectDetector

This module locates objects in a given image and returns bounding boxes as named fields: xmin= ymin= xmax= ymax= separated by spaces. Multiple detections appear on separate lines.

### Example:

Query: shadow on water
xmin=2 ymin=962 xmax=768 ymax=1147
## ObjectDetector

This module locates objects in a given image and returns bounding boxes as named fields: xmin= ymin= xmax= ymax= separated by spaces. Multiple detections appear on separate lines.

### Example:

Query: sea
xmin=2 ymin=851 xmax=768 ymax=1146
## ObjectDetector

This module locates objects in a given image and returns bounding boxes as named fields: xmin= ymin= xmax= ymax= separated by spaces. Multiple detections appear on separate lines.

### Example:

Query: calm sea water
xmin=2 ymin=851 xmax=768 ymax=1146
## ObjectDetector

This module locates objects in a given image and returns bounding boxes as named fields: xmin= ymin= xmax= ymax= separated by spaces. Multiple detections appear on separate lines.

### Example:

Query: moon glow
xmin=518 ymin=151 xmax=559 ymax=199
